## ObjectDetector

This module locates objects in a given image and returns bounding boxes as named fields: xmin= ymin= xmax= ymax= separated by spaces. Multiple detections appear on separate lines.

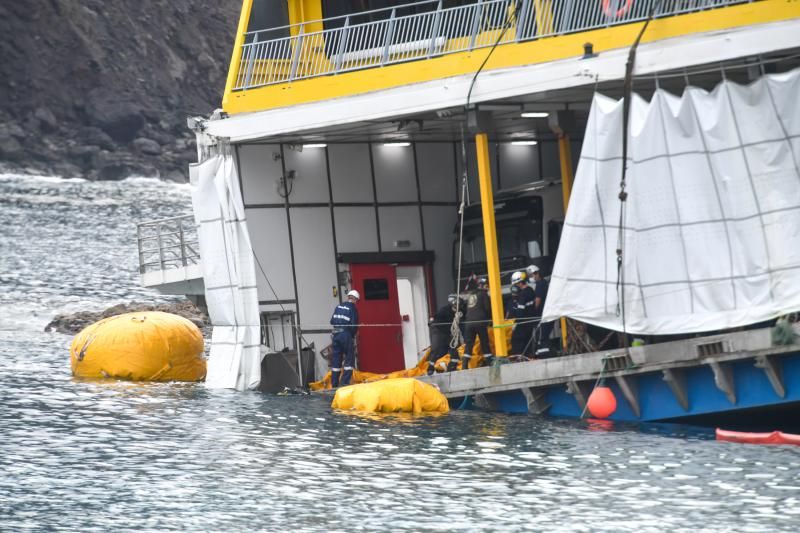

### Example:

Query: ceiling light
xmin=511 ymin=140 xmax=538 ymax=146
xmin=520 ymin=112 xmax=549 ymax=118
xmin=383 ymin=142 xmax=410 ymax=147
xmin=303 ymin=143 xmax=327 ymax=148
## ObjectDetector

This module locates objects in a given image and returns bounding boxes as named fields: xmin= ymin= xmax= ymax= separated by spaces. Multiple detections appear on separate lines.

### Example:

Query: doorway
xmin=349 ymin=263 xmax=432 ymax=374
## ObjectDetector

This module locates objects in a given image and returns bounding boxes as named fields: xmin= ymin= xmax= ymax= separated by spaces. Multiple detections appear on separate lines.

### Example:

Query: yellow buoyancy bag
xmin=331 ymin=378 xmax=449 ymax=414
xmin=70 ymin=311 xmax=206 ymax=382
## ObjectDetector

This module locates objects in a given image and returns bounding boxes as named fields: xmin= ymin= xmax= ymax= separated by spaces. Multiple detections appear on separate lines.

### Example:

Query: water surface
xmin=1 ymin=174 xmax=799 ymax=531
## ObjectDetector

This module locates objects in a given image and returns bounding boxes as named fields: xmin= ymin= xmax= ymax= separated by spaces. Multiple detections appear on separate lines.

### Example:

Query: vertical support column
xmin=557 ymin=133 xmax=573 ymax=351
xmin=475 ymin=133 xmax=508 ymax=357
xmin=222 ymin=0 xmax=255 ymax=108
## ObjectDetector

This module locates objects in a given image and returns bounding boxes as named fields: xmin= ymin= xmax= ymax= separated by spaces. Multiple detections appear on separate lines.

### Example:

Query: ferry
xmin=137 ymin=0 xmax=800 ymax=425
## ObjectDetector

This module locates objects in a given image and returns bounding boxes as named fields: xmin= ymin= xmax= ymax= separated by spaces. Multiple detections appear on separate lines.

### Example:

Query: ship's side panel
xmin=498 ymin=143 xmax=540 ymax=188
xmin=416 ymin=142 xmax=458 ymax=204
xmin=333 ymin=207 xmax=379 ymax=253
xmin=378 ymin=207 xmax=423 ymax=251
xmin=288 ymin=206 xmax=338 ymax=379
xmin=372 ymin=144 xmax=418 ymax=203
xmin=329 ymin=144 xmax=374 ymax=203
xmin=423 ymin=205 xmax=457 ymax=307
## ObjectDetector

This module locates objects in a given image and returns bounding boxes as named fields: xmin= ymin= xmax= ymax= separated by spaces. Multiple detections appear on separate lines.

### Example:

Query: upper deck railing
xmin=233 ymin=0 xmax=753 ymax=90
xmin=137 ymin=215 xmax=200 ymax=275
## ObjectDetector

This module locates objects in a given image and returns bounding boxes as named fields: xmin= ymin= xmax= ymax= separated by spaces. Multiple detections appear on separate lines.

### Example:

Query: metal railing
xmin=233 ymin=0 xmax=753 ymax=90
xmin=137 ymin=215 xmax=200 ymax=275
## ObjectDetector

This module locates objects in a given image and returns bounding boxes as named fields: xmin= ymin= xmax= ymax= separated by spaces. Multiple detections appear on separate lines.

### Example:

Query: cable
xmin=616 ymin=2 xmax=659 ymax=355
xmin=452 ymin=1 xmax=520 ymax=352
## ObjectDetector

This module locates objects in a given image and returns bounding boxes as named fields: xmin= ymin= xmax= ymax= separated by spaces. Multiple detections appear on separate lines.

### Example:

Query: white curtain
xmin=543 ymin=67 xmax=800 ymax=335
xmin=190 ymin=152 xmax=262 ymax=390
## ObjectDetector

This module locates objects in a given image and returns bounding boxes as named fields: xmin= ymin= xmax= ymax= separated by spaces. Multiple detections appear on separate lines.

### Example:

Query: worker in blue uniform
xmin=509 ymin=271 xmax=536 ymax=357
xmin=529 ymin=265 xmax=553 ymax=357
xmin=329 ymin=289 xmax=360 ymax=388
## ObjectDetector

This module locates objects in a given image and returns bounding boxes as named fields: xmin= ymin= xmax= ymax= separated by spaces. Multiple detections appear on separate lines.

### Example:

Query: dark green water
xmin=1 ymin=174 xmax=799 ymax=531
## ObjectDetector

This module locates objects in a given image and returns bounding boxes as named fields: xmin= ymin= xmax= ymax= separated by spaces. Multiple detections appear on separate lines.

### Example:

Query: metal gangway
xmin=137 ymin=215 xmax=204 ymax=293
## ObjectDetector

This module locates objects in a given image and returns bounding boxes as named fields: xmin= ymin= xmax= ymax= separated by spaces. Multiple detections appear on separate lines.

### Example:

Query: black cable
xmin=616 ymin=2 xmax=661 ymax=351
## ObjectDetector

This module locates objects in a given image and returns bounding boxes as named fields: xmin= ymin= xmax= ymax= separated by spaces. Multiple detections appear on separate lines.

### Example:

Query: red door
xmin=349 ymin=264 xmax=405 ymax=374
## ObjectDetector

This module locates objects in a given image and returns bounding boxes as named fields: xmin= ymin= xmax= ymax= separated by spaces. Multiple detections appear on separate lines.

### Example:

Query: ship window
xmin=363 ymin=278 xmax=390 ymax=300
xmin=247 ymin=0 xmax=290 ymax=39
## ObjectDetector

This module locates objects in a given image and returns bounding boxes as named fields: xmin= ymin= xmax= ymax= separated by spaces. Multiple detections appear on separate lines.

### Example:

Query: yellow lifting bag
xmin=331 ymin=377 xmax=449 ymax=414
xmin=70 ymin=311 xmax=206 ymax=382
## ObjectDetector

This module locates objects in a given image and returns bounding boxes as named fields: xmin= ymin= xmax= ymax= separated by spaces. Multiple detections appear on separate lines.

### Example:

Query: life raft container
xmin=715 ymin=428 xmax=800 ymax=446
xmin=332 ymin=378 xmax=449 ymax=414
xmin=70 ymin=311 xmax=206 ymax=382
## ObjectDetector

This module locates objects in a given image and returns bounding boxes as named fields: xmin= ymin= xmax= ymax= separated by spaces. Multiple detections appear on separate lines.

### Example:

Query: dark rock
xmin=81 ymin=127 xmax=115 ymax=151
xmin=0 ymin=133 xmax=24 ymax=160
xmin=45 ymin=299 xmax=210 ymax=336
xmin=132 ymin=137 xmax=161 ymax=156
xmin=33 ymin=106 xmax=58 ymax=132
xmin=0 ymin=1 xmax=239 ymax=179
xmin=87 ymin=100 xmax=145 ymax=144
xmin=164 ymin=169 xmax=188 ymax=183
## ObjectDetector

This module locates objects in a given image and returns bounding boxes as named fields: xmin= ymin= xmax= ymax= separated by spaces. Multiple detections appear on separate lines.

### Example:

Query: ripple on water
xmin=2 ymin=174 xmax=800 ymax=531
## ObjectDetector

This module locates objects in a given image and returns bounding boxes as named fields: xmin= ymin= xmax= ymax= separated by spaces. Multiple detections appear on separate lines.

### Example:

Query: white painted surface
xmin=207 ymin=20 xmax=800 ymax=142
xmin=372 ymin=143 xmax=418 ymax=203
xmin=396 ymin=265 xmax=431 ymax=368
xmin=417 ymin=142 xmax=458 ymax=202
xmin=379 ymin=206 xmax=423 ymax=251
xmin=329 ymin=144 xmax=374 ymax=203
xmin=238 ymin=144 xmax=284 ymax=204
xmin=334 ymin=206 xmax=379 ymax=253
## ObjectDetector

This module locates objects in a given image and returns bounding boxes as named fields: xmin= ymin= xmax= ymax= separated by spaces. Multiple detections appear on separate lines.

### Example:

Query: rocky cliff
xmin=0 ymin=0 xmax=240 ymax=181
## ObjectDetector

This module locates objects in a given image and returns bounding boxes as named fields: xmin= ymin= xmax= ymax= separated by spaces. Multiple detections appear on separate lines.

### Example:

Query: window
xmin=363 ymin=278 xmax=390 ymax=300
xmin=247 ymin=0 xmax=290 ymax=39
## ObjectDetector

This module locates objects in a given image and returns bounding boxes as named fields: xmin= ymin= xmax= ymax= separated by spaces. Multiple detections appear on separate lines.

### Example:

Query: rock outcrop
xmin=0 ymin=0 xmax=240 ymax=181
xmin=46 ymin=299 xmax=210 ymax=337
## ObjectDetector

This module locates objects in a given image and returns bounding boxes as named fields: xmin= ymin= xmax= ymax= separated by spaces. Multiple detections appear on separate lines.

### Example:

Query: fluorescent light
xmin=303 ymin=143 xmax=327 ymax=148
xmin=511 ymin=140 xmax=538 ymax=146
xmin=521 ymin=112 xmax=549 ymax=118
xmin=383 ymin=142 xmax=410 ymax=147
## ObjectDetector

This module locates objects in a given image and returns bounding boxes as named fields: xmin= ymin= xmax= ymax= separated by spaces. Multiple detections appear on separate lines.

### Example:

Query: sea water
xmin=1 ymin=173 xmax=799 ymax=532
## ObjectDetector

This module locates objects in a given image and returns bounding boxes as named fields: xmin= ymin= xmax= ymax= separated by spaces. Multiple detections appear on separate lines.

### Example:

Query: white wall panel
xmin=289 ymin=207 xmax=339 ymax=330
xmin=283 ymin=146 xmax=329 ymax=203
xmin=246 ymin=207 xmax=295 ymax=301
xmin=541 ymin=141 xmax=561 ymax=179
xmin=372 ymin=144 xmax=418 ymax=202
xmin=239 ymin=144 xmax=284 ymax=205
xmin=455 ymin=141 xmax=500 ymax=201
xmin=423 ymin=206 xmax=458 ymax=308
xmin=334 ymin=206 xmax=379 ymax=253
xmin=329 ymin=144 xmax=374 ymax=203
xmin=499 ymin=142 xmax=539 ymax=188
xmin=416 ymin=142 xmax=457 ymax=202
xmin=379 ymin=206 xmax=423 ymax=252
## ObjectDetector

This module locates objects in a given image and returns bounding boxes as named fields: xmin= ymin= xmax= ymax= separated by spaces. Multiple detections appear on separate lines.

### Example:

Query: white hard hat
xmin=526 ymin=264 xmax=540 ymax=275
xmin=347 ymin=290 xmax=360 ymax=300
xmin=511 ymin=271 xmax=525 ymax=284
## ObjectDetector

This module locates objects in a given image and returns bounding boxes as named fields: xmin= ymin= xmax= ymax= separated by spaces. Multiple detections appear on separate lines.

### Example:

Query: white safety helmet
xmin=347 ymin=289 xmax=360 ymax=301
xmin=511 ymin=271 xmax=525 ymax=285
xmin=526 ymin=264 xmax=540 ymax=277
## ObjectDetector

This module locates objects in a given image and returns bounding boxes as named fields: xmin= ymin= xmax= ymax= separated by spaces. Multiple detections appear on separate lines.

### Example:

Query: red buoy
xmin=587 ymin=385 xmax=617 ymax=419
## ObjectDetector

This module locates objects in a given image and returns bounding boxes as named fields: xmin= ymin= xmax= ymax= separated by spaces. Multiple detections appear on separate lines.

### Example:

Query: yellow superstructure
xmin=222 ymin=0 xmax=798 ymax=115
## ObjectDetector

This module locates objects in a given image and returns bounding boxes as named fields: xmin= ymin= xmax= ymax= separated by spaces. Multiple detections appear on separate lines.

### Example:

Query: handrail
xmin=232 ymin=0 xmax=753 ymax=91
xmin=137 ymin=214 xmax=201 ymax=274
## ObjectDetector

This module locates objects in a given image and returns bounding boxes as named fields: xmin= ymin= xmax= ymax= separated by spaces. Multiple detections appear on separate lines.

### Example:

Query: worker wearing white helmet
xmin=508 ymin=271 xmax=536 ymax=357
xmin=329 ymin=289 xmax=360 ymax=387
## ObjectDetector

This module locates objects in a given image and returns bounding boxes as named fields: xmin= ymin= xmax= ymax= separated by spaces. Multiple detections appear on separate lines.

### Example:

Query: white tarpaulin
xmin=542 ymin=67 xmax=800 ymax=335
xmin=190 ymin=152 xmax=262 ymax=390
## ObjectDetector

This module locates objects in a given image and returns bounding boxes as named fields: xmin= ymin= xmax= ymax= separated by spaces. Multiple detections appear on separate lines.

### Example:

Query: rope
xmin=451 ymin=2 xmax=519 ymax=352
